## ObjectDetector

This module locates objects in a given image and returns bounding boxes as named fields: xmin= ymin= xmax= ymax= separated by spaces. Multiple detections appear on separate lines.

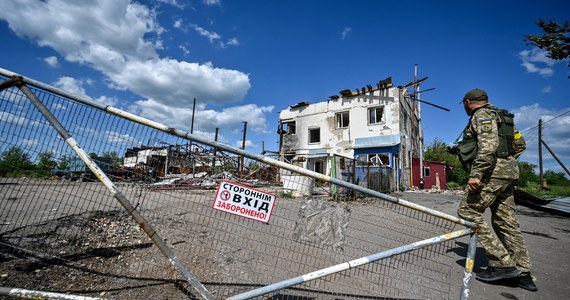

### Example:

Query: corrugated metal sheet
xmin=543 ymin=197 xmax=570 ymax=215
xmin=515 ymin=190 xmax=570 ymax=217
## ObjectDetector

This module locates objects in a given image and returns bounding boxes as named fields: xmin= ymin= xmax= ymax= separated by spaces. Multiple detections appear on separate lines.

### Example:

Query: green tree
xmin=103 ymin=151 xmax=123 ymax=167
xmin=36 ymin=151 xmax=57 ymax=176
xmin=57 ymin=154 xmax=71 ymax=170
xmin=525 ymin=19 xmax=570 ymax=76
xmin=424 ymin=138 xmax=467 ymax=186
xmin=517 ymin=161 xmax=539 ymax=187
xmin=544 ymin=170 xmax=569 ymax=185
xmin=0 ymin=146 xmax=35 ymax=177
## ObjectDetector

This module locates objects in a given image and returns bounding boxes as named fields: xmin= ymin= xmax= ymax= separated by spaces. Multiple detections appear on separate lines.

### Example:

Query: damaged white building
xmin=278 ymin=77 xmax=423 ymax=192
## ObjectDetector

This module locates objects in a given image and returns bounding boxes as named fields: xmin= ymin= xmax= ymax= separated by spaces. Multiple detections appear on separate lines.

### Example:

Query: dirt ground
xmin=1 ymin=181 xmax=568 ymax=300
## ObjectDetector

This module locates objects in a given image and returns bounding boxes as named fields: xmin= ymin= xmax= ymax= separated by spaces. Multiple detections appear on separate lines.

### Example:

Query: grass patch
xmin=520 ymin=184 xmax=570 ymax=199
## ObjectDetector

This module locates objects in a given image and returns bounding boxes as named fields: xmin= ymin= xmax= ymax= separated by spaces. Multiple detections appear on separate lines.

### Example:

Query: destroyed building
xmin=122 ymin=144 xmax=249 ymax=182
xmin=278 ymin=77 xmax=425 ymax=192
xmin=123 ymin=145 xmax=209 ymax=178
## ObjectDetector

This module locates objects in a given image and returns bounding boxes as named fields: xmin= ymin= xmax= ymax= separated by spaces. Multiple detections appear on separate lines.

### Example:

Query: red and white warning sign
xmin=213 ymin=180 xmax=276 ymax=223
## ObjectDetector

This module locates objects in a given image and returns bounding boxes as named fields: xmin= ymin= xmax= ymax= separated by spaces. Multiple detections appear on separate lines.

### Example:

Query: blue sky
xmin=0 ymin=0 xmax=568 ymax=175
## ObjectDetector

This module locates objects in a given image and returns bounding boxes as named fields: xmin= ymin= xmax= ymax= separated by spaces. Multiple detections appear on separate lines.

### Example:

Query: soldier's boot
xmin=518 ymin=272 xmax=538 ymax=291
xmin=476 ymin=266 xmax=520 ymax=282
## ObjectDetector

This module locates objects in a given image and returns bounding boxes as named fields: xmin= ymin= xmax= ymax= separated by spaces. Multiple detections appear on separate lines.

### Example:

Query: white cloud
xmin=53 ymin=76 xmax=118 ymax=106
xmin=0 ymin=0 xmax=250 ymax=108
xmin=0 ymin=111 xmax=32 ymax=126
xmin=95 ymin=95 xmax=118 ymax=107
xmin=203 ymin=0 xmax=221 ymax=6
xmin=44 ymin=56 xmax=59 ymax=68
xmin=190 ymin=24 xmax=239 ymax=49
xmin=0 ymin=112 xmax=21 ymax=125
xmin=226 ymin=38 xmax=239 ymax=47
xmin=174 ymin=19 xmax=183 ymax=29
xmin=519 ymin=48 xmax=556 ymax=77
xmin=130 ymin=99 xmax=274 ymax=137
xmin=53 ymin=77 xmax=88 ymax=98
xmin=106 ymin=131 xmax=141 ymax=145
xmin=0 ymin=90 xmax=27 ymax=107
xmin=234 ymin=140 xmax=256 ymax=149
xmin=512 ymin=104 xmax=570 ymax=174
xmin=340 ymin=27 xmax=352 ymax=40
xmin=112 ymin=59 xmax=249 ymax=107
xmin=51 ymin=103 xmax=67 ymax=111
xmin=191 ymin=24 xmax=222 ymax=43
xmin=158 ymin=0 xmax=186 ymax=9
xmin=542 ymin=85 xmax=552 ymax=94
xmin=173 ymin=18 xmax=190 ymax=32
xmin=22 ymin=139 xmax=40 ymax=147
xmin=174 ymin=19 xmax=186 ymax=31
xmin=179 ymin=45 xmax=190 ymax=56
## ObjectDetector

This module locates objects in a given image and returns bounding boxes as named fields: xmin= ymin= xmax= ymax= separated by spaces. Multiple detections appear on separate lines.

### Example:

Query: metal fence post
xmin=460 ymin=232 xmax=478 ymax=300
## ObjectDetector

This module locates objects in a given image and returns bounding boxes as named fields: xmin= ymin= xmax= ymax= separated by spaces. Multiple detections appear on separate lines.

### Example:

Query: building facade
xmin=278 ymin=78 xmax=423 ymax=192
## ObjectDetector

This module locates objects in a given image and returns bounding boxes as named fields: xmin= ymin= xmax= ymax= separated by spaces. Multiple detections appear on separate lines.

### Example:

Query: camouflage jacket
xmin=462 ymin=103 xmax=526 ymax=180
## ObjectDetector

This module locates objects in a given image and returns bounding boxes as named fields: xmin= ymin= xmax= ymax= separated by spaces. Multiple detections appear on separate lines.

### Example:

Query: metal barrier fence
xmin=0 ymin=68 xmax=477 ymax=300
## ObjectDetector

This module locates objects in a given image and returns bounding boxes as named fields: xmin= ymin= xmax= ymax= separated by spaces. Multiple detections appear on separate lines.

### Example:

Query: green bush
xmin=447 ymin=182 xmax=462 ymax=190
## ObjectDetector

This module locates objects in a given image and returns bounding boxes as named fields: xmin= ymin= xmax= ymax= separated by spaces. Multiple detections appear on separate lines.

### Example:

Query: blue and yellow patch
xmin=480 ymin=119 xmax=492 ymax=125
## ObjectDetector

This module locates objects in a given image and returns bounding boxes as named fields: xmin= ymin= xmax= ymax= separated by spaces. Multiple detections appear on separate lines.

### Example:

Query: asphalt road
xmin=401 ymin=190 xmax=570 ymax=300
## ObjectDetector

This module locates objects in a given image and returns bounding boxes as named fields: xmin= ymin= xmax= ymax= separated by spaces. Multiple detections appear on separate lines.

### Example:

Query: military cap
xmin=463 ymin=88 xmax=488 ymax=102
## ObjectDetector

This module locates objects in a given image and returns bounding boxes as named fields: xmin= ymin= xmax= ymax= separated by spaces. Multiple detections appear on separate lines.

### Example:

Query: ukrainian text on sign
xmin=213 ymin=180 xmax=276 ymax=223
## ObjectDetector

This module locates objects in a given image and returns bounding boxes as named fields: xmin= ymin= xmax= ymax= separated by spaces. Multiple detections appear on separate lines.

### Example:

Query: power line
xmin=543 ymin=110 xmax=570 ymax=126
xmin=524 ymin=131 xmax=539 ymax=144
xmin=520 ymin=110 xmax=570 ymax=134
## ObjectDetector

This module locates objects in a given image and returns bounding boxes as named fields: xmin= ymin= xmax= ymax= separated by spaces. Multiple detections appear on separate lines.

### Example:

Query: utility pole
xmin=538 ymin=119 xmax=544 ymax=189
xmin=240 ymin=121 xmax=247 ymax=179
xmin=415 ymin=64 xmax=424 ymax=190
xmin=190 ymin=98 xmax=196 ymax=134
xmin=211 ymin=127 xmax=218 ymax=175
xmin=542 ymin=139 xmax=570 ymax=177
xmin=191 ymin=98 xmax=196 ymax=176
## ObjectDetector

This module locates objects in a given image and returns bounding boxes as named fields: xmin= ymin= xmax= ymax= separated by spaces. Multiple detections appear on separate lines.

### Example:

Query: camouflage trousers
xmin=458 ymin=177 xmax=532 ymax=272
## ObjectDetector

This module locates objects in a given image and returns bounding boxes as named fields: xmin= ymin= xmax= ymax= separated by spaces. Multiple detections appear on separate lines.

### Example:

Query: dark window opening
xmin=309 ymin=128 xmax=320 ymax=144
xmin=283 ymin=121 xmax=296 ymax=135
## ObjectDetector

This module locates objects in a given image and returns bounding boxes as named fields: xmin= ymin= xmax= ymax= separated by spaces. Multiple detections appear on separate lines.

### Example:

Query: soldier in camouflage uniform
xmin=454 ymin=88 xmax=537 ymax=291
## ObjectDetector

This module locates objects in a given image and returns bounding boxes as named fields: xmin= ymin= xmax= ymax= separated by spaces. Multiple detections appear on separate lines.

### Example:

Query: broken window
xmin=423 ymin=166 xmax=431 ymax=177
xmin=356 ymin=153 xmax=390 ymax=167
xmin=283 ymin=121 xmax=296 ymax=135
xmin=336 ymin=111 xmax=350 ymax=128
xmin=308 ymin=127 xmax=320 ymax=144
xmin=284 ymin=154 xmax=295 ymax=163
xmin=368 ymin=106 xmax=384 ymax=125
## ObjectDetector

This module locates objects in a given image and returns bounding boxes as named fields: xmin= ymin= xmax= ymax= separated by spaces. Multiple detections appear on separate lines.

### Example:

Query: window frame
xmin=308 ymin=127 xmax=321 ymax=144
xmin=368 ymin=106 xmax=385 ymax=125
xmin=423 ymin=166 xmax=431 ymax=177
xmin=355 ymin=153 xmax=391 ymax=167
xmin=336 ymin=111 xmax=350 ymax=128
